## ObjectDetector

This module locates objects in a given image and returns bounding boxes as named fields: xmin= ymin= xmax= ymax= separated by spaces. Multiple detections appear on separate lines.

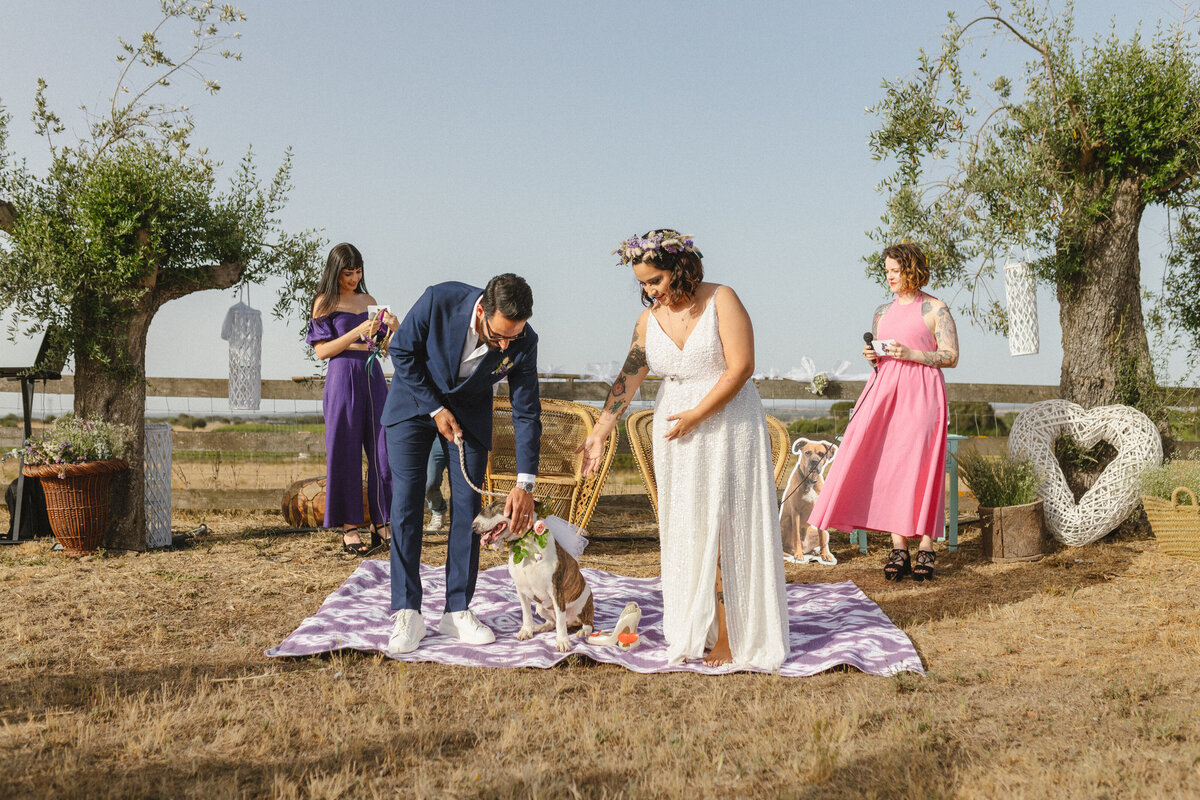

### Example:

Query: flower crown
xmin=612 ymin=231 xmax=702 ymax=266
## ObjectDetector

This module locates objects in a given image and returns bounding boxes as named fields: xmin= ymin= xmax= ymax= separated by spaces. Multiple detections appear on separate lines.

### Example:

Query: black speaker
xmin=5 ymin=477 xmax=53 ymax=541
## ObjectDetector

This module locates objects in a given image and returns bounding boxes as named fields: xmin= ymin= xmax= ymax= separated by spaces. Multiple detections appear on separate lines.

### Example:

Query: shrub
xmin=956 ymin=450 xmax=1040 ymax=507
xmin=7 ymin=415 xmax=133 ymax=467
xmin=1138 ymin=461 xmax=1200 ymax=503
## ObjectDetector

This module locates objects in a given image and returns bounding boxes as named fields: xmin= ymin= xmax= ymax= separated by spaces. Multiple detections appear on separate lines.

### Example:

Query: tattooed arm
xmin=871 ymin=302 xmax=889 ymax=337
xmin=578 ymin=311 xmax=652 ymax=475
xmin=865 ymin=301 xmax=890 ymax=366
xmin=886 ymin=299 xmax=959 ymax=368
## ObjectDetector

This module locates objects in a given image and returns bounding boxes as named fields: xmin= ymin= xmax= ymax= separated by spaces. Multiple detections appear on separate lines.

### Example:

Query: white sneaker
xmin=428 ymin=511 xmax=444 ymax=531
xmin=387 ymin=609 xmax=425 ymax=654
xmin=437 ymin=609 xmax=495 ymax=645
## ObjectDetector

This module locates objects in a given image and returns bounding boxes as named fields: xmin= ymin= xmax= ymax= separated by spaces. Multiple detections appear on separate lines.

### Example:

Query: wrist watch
xmin=516 ymin=480 xmax=534 ymax=493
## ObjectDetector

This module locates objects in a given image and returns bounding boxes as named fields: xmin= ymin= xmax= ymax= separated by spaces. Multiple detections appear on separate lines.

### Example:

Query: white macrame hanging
xmin=1004 ymin=261 xmax=1039 ymax=356
xmin=144 ymin=422 xmax=173 ymax=549
xmin=221 ymin=290 xmax=263 ymax=411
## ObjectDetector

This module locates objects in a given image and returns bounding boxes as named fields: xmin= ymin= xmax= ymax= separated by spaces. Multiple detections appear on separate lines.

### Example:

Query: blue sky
xmin=0 ymin=0 xmax=1189 ymax=392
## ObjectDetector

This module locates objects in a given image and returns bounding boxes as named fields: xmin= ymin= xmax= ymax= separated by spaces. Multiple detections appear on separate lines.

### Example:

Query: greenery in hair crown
xmin=612 ymin=231 xmax=702 ymax=266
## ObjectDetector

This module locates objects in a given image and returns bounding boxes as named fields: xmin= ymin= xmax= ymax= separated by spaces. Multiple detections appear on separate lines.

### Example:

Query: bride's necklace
xmin=662 ymin=295 xmax=700 ymax=339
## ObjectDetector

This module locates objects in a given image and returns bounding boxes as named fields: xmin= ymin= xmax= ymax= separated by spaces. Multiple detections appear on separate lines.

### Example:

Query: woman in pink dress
xmin=808 ymin=243 xmax=958 ymax=581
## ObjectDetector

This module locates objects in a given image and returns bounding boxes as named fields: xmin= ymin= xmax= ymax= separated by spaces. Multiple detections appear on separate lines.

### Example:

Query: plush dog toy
xmin=472 ymin=500 xmax=594 ymax=651
xmin=779 ymin=438 xmax=838 ymax=565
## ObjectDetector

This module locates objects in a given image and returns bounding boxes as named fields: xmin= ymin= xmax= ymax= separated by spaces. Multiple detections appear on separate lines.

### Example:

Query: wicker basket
xmin=23 ymin=460 xmax=128 ymax=556
xmin=1142 ymin=487 xmax=1200 ymax=561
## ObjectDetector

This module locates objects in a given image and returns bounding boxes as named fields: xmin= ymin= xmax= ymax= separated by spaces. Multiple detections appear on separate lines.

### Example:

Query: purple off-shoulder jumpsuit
xmin=306 ymin=312 xmax=392 ymax=528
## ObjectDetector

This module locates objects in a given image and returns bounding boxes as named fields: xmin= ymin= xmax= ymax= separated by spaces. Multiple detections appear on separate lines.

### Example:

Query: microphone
xmin=863 ymin=332 xmax=878 ymax=372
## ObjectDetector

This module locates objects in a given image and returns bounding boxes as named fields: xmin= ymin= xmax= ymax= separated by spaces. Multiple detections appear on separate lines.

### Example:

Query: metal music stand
xmin=1 ymin=330 xmax=65 ymax=545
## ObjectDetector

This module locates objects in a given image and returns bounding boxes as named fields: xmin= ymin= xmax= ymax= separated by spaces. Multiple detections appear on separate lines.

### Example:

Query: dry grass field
xmin=2 ymin=499 xmax=1200 ymax=799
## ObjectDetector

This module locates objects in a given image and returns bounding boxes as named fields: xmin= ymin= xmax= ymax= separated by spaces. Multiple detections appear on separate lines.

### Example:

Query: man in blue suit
xmin=383 ymin=274 xmax=541 ymax=653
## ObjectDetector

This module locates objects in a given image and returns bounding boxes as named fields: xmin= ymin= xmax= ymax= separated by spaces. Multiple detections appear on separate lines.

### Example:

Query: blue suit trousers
xmin=386 ymin=415 xmax=488 ymax=612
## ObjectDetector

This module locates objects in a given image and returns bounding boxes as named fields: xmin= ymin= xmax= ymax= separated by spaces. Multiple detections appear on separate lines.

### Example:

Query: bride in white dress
xmin=580 ymin=230 xmax=789 ymax=670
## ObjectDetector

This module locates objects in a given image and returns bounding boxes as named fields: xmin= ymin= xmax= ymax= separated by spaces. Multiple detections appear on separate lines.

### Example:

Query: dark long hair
xmin=312 ymin=242 xmax=367 ymax=318
xmin=630 ymin=229 xmax=704 ymax=307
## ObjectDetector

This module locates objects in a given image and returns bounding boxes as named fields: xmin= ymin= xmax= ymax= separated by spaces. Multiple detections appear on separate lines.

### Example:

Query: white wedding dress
xmin=647 ymin=287 xmax=790 ymax=671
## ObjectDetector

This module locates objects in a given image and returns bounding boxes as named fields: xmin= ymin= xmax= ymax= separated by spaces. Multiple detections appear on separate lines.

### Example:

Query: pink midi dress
xmin=808 ymin=293 xmax=948 ymax=540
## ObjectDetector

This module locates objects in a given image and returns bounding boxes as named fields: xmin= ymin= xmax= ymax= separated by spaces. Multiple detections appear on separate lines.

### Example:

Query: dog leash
xmin=452 ymin=432 xmax=548 ymax=501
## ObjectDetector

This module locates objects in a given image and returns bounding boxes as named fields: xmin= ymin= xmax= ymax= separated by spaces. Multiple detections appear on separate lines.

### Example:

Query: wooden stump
xmin=281 ymin=476 xmax=370 ymax=528
xmin=980 ymin=499 xmax=1049 ymax=562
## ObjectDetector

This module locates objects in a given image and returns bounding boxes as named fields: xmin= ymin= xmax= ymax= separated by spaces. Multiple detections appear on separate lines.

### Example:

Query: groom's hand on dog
xmin=504 ymin=487 xmax=534 ymax=533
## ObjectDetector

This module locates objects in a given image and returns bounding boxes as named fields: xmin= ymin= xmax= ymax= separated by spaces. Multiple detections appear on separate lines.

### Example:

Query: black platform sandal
xmin=370 ymin=523 xmax=392 ymax=551
xmin=884 ymin=548 xmax=910 ymax=582
xmin=341 ymin=527 xmax=370 ymax=556
xmin=912 ymin=549 xmax=936 ymax=582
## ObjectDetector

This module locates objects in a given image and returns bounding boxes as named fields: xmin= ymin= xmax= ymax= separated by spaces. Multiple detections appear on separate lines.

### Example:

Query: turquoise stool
xmin=849 ymin=433 xmax=967 ymax=554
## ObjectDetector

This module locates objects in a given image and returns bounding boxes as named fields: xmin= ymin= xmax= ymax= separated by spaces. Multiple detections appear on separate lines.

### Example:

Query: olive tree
xmin=868 ymin=0 xmax=1200 ymax=425
xmin=0 ymin=2 xmax=322 ymax=549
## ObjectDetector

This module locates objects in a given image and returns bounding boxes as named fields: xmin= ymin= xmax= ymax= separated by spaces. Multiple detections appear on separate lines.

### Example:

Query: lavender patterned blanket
xmin=266 ymin=562 xmax=923 ymax=676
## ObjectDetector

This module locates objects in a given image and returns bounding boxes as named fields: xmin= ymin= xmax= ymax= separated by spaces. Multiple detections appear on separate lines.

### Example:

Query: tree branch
xmin=956 ymin=14 xmax=1090 ymax=159
xmin=0 ymin=200 xmax=15 ymax=232
xmin=1154 ymin=160 xmax=1200 ymax=196
xmin=151 ymin=261 xmax=244 ymax=308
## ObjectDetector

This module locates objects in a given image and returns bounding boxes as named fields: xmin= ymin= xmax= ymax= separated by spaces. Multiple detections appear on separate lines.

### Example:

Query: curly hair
xmin=629 ymin=229 xmax=704 ymax=307
xmin=881 ymin=242 xmax=929 ymax=293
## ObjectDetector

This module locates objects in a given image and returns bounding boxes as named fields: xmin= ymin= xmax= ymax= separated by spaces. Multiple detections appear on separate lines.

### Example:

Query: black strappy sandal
xmin=884 ymin=548 xmax=911 ymax=582
xmin=912 ymin=549 xmax=936 ymax=582
xmin=341 ymin=526 xmax=370 ymax=556
xmin=370 ymin=523 xmax=392 ymax=551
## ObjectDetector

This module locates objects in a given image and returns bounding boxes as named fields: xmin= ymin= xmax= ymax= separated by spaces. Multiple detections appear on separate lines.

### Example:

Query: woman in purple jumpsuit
xmin=306 ymin=243 xmax=399 ymax=555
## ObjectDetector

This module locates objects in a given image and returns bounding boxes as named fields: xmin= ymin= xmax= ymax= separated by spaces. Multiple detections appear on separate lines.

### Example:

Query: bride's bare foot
xmin=704 ymin=638 xmax=733 ymax=667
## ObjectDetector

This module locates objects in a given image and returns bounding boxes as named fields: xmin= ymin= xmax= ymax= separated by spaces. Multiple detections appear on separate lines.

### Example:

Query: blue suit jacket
xmin=381 ymin=282 xmax=541 ymax=476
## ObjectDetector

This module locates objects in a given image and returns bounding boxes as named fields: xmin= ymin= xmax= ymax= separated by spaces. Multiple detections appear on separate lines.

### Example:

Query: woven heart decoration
xmin=1009 ymin=400 xmax=1161 ymax=546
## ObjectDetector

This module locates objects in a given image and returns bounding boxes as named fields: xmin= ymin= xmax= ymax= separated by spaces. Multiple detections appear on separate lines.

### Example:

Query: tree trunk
xmin=73 ymin=304 xmax=154 ymax=552
xmin=1056 ymin=175 xmax=1157 ymax=416
xmin=66 ymin=258 xmax=243 ymax=552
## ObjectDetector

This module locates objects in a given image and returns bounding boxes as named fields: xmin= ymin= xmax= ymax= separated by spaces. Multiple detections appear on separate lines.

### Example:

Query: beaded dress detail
xmin=646 ymin=287 xmax=790 ymax=670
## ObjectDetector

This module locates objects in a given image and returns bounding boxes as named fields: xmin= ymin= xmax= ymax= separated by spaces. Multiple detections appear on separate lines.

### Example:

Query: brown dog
xmin=779 ymin=438 xmax=838 ymax=565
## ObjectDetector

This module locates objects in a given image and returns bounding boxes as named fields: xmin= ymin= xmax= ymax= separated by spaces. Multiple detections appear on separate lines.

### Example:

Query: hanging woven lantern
xmin=221 ymin=299 xmax=263 ymax=411
xmin=1004 ymin=261 xmax=1039 ymax=356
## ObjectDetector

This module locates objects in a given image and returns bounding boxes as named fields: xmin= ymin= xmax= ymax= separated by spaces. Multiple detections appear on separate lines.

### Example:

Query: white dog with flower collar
xmin=472 ymin=500 xmax=594 ymax=651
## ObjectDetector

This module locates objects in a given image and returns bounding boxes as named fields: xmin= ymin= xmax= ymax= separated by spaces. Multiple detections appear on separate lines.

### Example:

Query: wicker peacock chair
xmin=625 ymin=409 xmax=793 ymax=522
xmin=484 ymin=397 xmax=619 ymax=531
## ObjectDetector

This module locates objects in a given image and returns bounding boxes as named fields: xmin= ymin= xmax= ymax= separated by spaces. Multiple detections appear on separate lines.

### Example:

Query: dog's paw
xmin=555 ymin=637 xmax=572 ymax=652
xmin=516 ymin=627 xmax=533 ymax=641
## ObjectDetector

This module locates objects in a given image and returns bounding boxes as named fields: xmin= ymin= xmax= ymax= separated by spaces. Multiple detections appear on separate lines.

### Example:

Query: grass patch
xmin=2 ymin=507 xmax=1200 ymax=797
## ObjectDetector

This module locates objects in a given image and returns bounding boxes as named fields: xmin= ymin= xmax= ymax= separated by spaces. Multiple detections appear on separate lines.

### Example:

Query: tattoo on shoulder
xmin=921 ymin=299 xmax=933 ymax=317
xmin=872 ymin=303 xmax=889 ymax=335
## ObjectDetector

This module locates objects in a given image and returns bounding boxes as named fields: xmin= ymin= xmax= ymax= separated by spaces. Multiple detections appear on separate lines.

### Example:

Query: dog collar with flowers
xmin=507 ymin=524 xmax=548 ymax=565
